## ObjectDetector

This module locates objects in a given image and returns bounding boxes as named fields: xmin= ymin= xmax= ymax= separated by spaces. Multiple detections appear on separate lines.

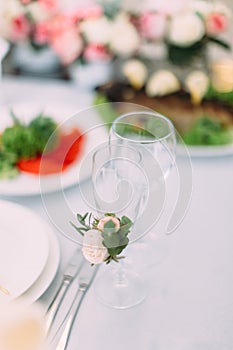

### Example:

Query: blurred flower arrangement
xmin=0 ymin=0 xmax=232 ymax=76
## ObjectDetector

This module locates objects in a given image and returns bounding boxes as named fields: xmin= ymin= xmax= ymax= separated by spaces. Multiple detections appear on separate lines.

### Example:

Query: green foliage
xmin=2 ymin=124 xmax=37 ymax=159
xmin=183 ymin=116 xmax=233 ymax=146
xmin=72 ymin=212 xmax=133 ymax=264
xmin=205 ymin=85 xmax=233 ymax=106
xmin=167 ymin=39 xmax=206 ymax=66
xmin=29 ymin=113 xmax=58 ymax=153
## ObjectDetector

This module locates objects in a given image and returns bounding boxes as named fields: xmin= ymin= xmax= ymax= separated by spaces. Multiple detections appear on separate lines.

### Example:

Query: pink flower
xmin=140 ymin=12 xmax=167 ymax=41
xmin=20 ymin=0 xmax=32 ymax=4
xmin=97 ymin=216 xmax=120 ymax=232
xmin=11 ymin=15 xmax=31 ymax=41
xmin=83 ymin=44 xmax=111 ymax=62
xmin=38 ymin=0 xmax=57 ymax=12
xmin=72 ymin=5 xmax=103 ymax=22
xmin=51 ymin=28 xmax=83 ymax=65
xmin=206 ymin=12 xmax=228 ymax=35
xmin=34 ymin=22 xmax=50 ymax=45
xmin=49 ymin=14 xmax=74 ymax=37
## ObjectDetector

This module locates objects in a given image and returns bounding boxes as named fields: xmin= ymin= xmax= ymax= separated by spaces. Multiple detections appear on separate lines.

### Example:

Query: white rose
xmin=110 ymin=14 xmax=140 ymax=57
xmin=168 ymin=12 xmax=205 ymax=47
xmin=27 ymin=2 xmax=50 ymax=22
xmin=146 ymin=70 xmax=180 ymax=97
xmin=3 ymin=0 xmax=24 ymax=18
xmin=82 ymin=229 xmax=108 ymax=265
xmin=80 ymin=17 xmax=112 ymax=45
xmin=191 ymin=1 xmax=232 ymax=19
xmin=122 ymin=59 xmax=148 ymax=89
xmin=185 ymin=70 xmax=209 ymax=105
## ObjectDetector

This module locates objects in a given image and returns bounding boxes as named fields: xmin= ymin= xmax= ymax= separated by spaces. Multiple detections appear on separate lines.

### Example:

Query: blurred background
xmin=0 ymin=0 xmax=233 ymax=146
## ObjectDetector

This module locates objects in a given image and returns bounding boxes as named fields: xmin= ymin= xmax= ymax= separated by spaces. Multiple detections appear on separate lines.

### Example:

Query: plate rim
xmin=17 ymin=217 xmax=60 ymax=305
xmin=0 ymin=200 xmax=50 ymax=301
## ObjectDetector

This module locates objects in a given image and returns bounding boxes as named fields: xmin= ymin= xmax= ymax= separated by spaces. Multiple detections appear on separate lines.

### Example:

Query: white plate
xmin=0 ymin=200 xmax=50 ymax=302
xmin=177 ymin=143 xmax=233 ymax=158
xmin=18 ymin=217 xmax=60 ymax=305
xmin=0 ymin=102 xmax=108 ymax=196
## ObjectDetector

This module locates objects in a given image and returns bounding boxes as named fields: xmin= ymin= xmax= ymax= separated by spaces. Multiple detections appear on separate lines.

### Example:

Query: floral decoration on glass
xmin=71 ymin=212 xmax=133 ymax=265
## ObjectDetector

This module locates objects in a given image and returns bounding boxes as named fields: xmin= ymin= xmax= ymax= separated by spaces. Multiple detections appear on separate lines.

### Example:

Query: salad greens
xmin=183 ymin=116 xmax=233 ymax=146
xmin=0 ymin=111 xmax=58 ymax=179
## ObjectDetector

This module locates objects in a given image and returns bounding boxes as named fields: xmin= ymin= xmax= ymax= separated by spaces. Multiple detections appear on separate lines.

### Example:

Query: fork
xmin=52 ymin=262 xmax=99 ymax=350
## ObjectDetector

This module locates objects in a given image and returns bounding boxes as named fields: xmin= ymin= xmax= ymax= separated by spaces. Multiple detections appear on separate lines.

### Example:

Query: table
xmin=1 ymin=76 xmax=233 ymax=350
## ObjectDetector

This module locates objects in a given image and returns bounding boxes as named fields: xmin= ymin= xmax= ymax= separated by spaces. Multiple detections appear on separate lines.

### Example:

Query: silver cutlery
xmin=53 ymin=261 xmax=98 ymax=350
xmin=45 ymin=249 xmax=84 ymax=334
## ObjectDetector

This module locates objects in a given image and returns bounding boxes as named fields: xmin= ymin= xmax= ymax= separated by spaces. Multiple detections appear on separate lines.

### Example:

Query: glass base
xmin=94 ymin=266 xmax=147 ymax=309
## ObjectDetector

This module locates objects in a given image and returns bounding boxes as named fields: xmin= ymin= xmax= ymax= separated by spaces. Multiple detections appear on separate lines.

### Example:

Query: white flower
xmin=110 ymin=13 xmax=140 ymax=57
xmin=168 ymin=12 xmax=205 ymax=47
xmin=191 ymin=0 xmax=212 ymax=18
xmin=122 ymin=59 xmax=148 ymax=89
xmin=185 ymin=70 xmax=209 ymax=105
xmin=27 ymin=2 xmax=50 ymax=22
xmin=82 ymin=229 xmax=108 ymax=265
xmin=191 ymin=0 xmax=232 ymax=19
xmin=80 ymin=17 xmax=112 ymax=45
xmin=146 ymin=70 xmax=180 ymax=97
xmin=2 ymin=0 xmax=24 ymax=18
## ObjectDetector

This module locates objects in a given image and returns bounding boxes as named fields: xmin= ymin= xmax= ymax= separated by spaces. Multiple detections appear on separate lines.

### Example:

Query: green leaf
xmin=103 ymin=220 xmax=116 ymax=229
xmin=69 ymin=221 xmax=88 ymax=236
xmin=108 ymin=244 xmax=127 ymax=256
xmin=208 ymin=36 xmax=231 ymax=50
xmin=120 ymin=216 xmax=132 ymax=226
xmin=102 ymin=234 xmax=120 ymax=249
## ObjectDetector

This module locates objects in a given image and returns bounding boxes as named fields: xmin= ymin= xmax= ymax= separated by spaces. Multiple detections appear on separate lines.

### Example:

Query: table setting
xmin=0 ymin=76 xmax=232 ymax=350
xmin=0 ymin=0 xmax=233 ymax=349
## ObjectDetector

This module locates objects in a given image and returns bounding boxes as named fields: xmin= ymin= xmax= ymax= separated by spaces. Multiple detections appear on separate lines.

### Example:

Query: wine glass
xmin=91 ymin=143 xmax=149 ymax=309
xmin=109 ymin=111 xmax=176 ymax=267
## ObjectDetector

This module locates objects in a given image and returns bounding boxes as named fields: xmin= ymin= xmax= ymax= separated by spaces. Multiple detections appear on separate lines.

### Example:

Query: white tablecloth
xmin=1 ymin=76 xmax=233 ymax=350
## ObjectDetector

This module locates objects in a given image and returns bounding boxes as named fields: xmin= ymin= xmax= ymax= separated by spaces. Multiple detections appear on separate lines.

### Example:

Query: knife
xmin=45 ymin=249 xmax=84 ymax=334
xmin=53 ymin=261 xmax=99 ymax=350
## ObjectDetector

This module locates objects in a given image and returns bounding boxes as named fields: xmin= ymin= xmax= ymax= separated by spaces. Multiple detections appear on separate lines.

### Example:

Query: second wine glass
xmin=109 ymin=111 xmax=177 ymax=267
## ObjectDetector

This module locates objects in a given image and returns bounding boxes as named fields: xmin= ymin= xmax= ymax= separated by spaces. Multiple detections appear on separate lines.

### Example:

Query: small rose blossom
xmin=80 ymin=17 xmax=111 ymax=45
xmin=82 ymin=229 xmax=108 ymax=264
xmin=51 ymin=28 xmax=83 ymax=65
xmin=83 ymin=44 xmax=111 ymax=62
xmin=11 ymin=14 xmax=30 ymax=41
xmin=140 ymin=12 xmax=167 ymax=41
xmin=206 ymin=12 xmax=228 ymax=35
xmin=97 ymin=216 xmax=120 ymax=232
xmin=168 ymin=12 xmax=205 ymax=47
xmin=110 ymin=14 xmax=140 ymax=56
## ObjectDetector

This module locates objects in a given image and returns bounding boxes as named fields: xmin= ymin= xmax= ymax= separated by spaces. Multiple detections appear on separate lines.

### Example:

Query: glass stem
xmin=114 ymin=260 xmax=127 ymax=286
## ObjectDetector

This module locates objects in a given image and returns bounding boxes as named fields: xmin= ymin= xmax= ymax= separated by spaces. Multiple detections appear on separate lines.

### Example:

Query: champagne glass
xmin=92 ymin=143 xmax=149 ymax=309
xmin=109 ymin=111 xmax=176 ymax=267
